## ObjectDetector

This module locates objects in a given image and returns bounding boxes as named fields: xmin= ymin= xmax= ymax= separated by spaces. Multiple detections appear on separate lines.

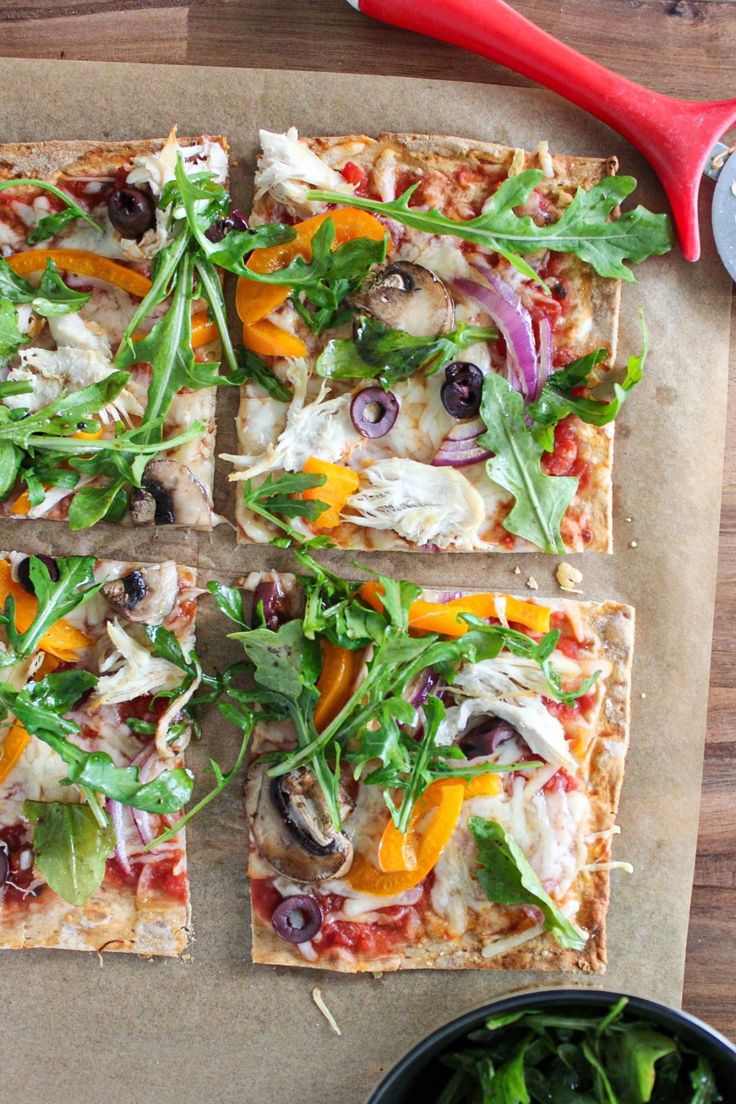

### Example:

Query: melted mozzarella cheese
xmin=347 ymin=458 xmax=486 ymax=550
xmin=255 ymin=129 xmax=354 ymax=215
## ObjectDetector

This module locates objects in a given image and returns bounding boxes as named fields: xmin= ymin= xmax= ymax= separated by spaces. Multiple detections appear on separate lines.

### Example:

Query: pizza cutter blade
xmin=346 ymin=0 xmax=736 ymax=276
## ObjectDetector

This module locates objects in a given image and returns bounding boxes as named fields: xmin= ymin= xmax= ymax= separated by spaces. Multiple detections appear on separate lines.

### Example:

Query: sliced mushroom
xmin=102 ymin=562 xmax=179 ymax=626
xmin=245 ymin=762 xmax=354 ymax=884
xmin=130 ymin=459 xmax=212 ymax=527
xmin=350 ymin=260 xmax=455 ymax=338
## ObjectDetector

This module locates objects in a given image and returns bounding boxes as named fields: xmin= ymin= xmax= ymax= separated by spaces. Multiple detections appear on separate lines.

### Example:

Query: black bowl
xmin=367 ymin=988 xmax=736 ymax=1103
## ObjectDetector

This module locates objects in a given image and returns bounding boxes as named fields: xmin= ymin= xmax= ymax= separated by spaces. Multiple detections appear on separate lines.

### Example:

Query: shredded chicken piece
xmin=347 ymin=458 xmax=485 ymax=551
xmin=93 ymin=621 xmax=184 ymax=707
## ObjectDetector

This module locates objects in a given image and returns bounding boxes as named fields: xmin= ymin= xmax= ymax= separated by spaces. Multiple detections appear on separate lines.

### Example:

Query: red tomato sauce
xmin=0 ymin=822 xmax=43 ymax=907
xmin=106 ymin=852 xmax=188 ymax=904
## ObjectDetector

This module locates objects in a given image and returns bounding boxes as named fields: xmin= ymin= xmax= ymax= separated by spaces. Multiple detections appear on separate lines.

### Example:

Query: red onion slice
xmin=455 ymin=266 xmax=538 ymax=400
xmin=107 ymin=799 xmax=133 ymax=877
xmin=432 ymin=417 xmax=492 ymax=468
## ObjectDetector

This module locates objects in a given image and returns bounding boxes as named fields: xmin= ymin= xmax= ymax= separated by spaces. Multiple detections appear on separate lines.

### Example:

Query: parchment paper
xmin=0 ymin=58 xmax=730 ymax=1104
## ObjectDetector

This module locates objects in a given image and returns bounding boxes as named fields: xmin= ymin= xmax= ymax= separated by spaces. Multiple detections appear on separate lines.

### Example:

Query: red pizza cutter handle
xmin=353 ymin=0 xmax=736 ymax=261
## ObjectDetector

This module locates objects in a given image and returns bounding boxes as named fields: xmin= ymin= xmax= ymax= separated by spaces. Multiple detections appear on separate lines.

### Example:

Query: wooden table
xmin=1 ymin=0 xmax=734 ymax=1037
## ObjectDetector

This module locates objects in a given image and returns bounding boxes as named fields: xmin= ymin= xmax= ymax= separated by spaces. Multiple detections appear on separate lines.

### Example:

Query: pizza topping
xmin=349 ymin=385 xmax=399 ymax=439
xmin=458 ymin=717 xmax=520 ymax=759
xmin=101 ymin=562 xmax=179 ymax=626
xmin=107 ymin=185 xmax=156 ymax=240
xmin=302 ymin=457 xmax=360 ymax=529
xmin=245 ymin=761 xmax=354 ymax=884
xmin=308 ymin=168 xmax=672 ymax=284
xmin=93 ymin=620 xmax=185 ymax=706
xmin=349 ymin=260 xmax=454 ymax=338
xmin=227 ymin=365 xmax=359 ymax=483
xmin=431 ymin=417 xmax=492 ymax=469
xmin=469 ymin=816 xmax=585 ymax=949
xmin=255 ymin=128 xmax=355 ymax=215
xmin=440 ymin=361 xmax=484 ymax=419
xmin=346 ymin=457 xmax=486 ymax=550
xmin=272 ymin=894 xmax=324 ymax=943
xmin=17 ymin=554 xmax=58 ymax=595
xmin=132 ymin=458 xmax=214 ymax=527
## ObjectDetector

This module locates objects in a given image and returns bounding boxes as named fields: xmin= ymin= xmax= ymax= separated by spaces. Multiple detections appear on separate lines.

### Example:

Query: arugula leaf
xmin=33 ymin=260 xmax=92 ymax=317
xmin=469 ymin=816 xmax=586 ymax=949
xmin=0 ymin=177 xmax=104 ymax=241
xmin=0 ymin=299 xmax=27 ymax=364
xmin=117 ymin=251 xmax=224 ymax=437
xmin=143 ymin=710 xmax=254 ymax=851
xmin=0 ymin=440 xmax=22 ymax=498
xmin=0 ymin=555 xmax=100 ymax=657
xmin=230 ymin=620 xmax=319 ymax=701
xmin=478 ymin=370 xmax=577 ymax=553
xmin=529 ymin=316 xmax=648 ymax=451
xmin=229 ymin=218 xmax=387 ymax=333
xmin=0 ymin=258 xmax=91 ymax=320
xmin=241 ymin=471 xmax=332 ymax=547
xmin=229 ymin=347 xmax=292 ymax=402
xmin=23 ymin=800 xmax=114 ymax=906
xmin=309 ymin=171 xmax=672 ymax=284
xmin=0 ymin=371 xmax=129 ymax=447
xmin=317 ymin=315 xmax=497 ymax=388
xmin=607 ymin=1027 xmax=677 ymax=1103
xmin=206 ymin=581 xmax=248 ymax=628
xmin=0 ymin=670 xmax=193 ymax=813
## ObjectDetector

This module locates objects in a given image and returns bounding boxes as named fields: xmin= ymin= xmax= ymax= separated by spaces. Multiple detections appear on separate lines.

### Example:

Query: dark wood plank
xmin=0 ymin=5 xmax=187 ymax=62
xmin=0 ymin=0 xmax=184 ymax=19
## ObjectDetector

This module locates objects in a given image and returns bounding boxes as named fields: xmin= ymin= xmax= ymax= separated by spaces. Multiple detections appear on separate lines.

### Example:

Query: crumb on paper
xmin=641 ymin=692 xmax=647 ymax=699
xmin=372 ymin=971 xmax=384 ymax=980
xmin=96 ymin=952 xmax=104 ymax=970
xmin=625 ymin=516 xmax=632 ymax=523
xmin=513 ymin=566 xmax=521 ymax=575
xmin=630 ymin=540 xmax=638 ymax=548
xmin=312 ymin=987 xmax=342 ymax=1037
xmin=525 ymin=576 xmax=539 ymax=590
xmin=180 ymin=953 xmax=192 ymax=962
xmin=555 ymin=562 xmax=583 ymax=594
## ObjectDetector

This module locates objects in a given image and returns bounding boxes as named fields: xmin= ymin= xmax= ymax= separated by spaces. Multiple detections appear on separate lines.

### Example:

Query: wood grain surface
xmin=0 ymin=0 xmax=734 ymax=1036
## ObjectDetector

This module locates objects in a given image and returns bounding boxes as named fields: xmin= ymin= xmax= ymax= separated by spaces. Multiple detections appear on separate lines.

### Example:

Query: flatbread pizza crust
xmin=239 ymin=130 xmax=622 ymax=553
xmin=0 ymin=136 xmax=229 ymax=529
xmin=248 ymin=595 xmax=634 ymax=974
xmin=0 ymin=558 xmax=198 ymax=957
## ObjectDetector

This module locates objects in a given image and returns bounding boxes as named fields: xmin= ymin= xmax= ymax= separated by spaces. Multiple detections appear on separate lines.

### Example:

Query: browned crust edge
xmin=249 ymin=596 xmax=635 ymax=974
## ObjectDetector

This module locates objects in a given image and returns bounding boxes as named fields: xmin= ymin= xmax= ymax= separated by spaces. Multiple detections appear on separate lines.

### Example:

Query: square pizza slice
xmin=231 ymin=568 xmax=634 ymax=973
xmin=0 ymin=552 xmax=200 ymax=955
xmin=229 ymin=129 xmax=665 ymax=553
xmin=0 ymin=132 xmax=229 ymax=530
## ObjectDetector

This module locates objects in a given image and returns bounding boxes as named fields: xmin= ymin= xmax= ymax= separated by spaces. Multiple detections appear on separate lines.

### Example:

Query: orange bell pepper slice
xmin=190 ymin=318 xmax=219 ymax=348
xmin=313 ymin=641 xmax=364 ymax=733
xmin=359 ymin=582 xmax=551 ymax=636
xmin=236 ymin=208 xmax=388 ymax=326
xmin=7 ymin=249 xmax=152 ymax=299
xmin=11 ymin=490 xmax=36 ymax=516
xmin=302 ymin=456 xmax=359 ymax=529
xmin=0 ymin=722 xmax=30 ymax=783
xmin=350 ymin=779 xmax=465 ymax=894
xmin=463 ymin=773 xmax=503 ymax=798
xmin=242 ymin=318 xmax=308 ymax=359
xmin=0 ymin=561 xmax=91 ymax=662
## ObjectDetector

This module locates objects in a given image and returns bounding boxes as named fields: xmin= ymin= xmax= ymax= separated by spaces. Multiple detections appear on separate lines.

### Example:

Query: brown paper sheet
xmin=0 ymin=57 xmax=730 ymax=1104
